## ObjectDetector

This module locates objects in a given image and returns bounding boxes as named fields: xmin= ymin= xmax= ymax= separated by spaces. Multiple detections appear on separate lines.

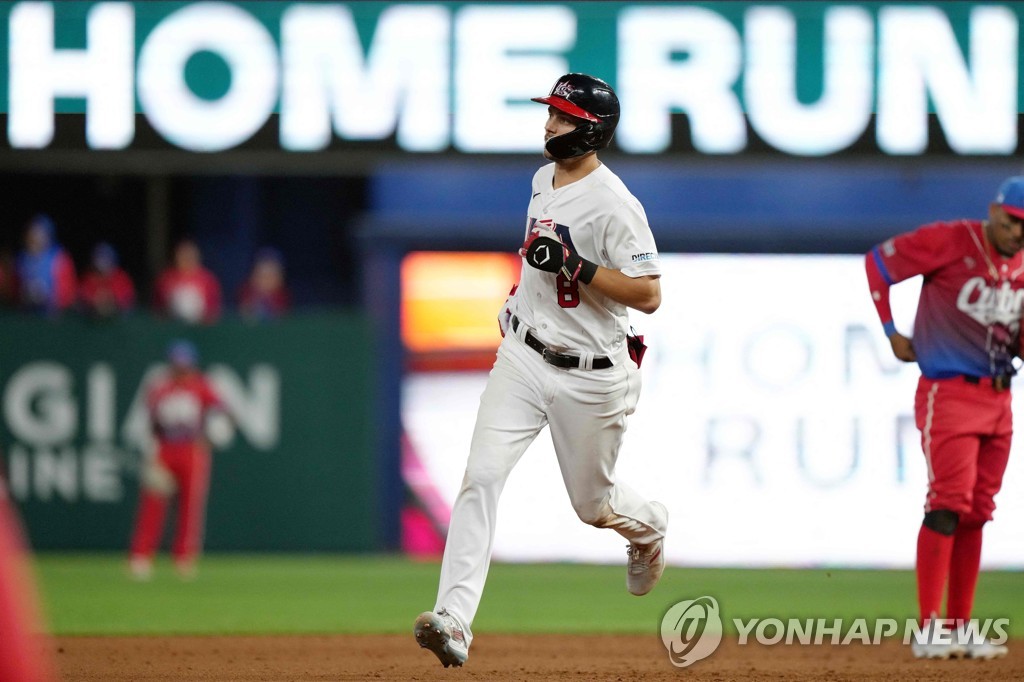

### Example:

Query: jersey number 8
xmin=551 ymin=223 xmax=581 ymax=308
xmin=556 ymin=273 xmax=580 ymax=308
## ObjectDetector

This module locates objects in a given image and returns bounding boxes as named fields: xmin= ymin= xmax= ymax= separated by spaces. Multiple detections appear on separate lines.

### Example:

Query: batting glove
xmin=520 ymin=235 xmax=597 ymax=284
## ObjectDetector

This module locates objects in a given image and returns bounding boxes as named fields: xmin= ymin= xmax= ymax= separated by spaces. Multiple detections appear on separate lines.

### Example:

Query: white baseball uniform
xmin=433 ymin=161 xmax=667 ymax=646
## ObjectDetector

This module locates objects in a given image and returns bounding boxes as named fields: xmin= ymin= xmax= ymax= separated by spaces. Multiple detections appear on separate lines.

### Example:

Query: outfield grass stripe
xmin=33 ymin=554 xmax=1024 ymax=637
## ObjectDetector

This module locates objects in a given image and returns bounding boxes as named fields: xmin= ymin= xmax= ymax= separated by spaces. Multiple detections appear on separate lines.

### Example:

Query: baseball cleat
xmin=964 ymin=639 xmax=1009 ymax=660
xmin=128 ymin=556 xmax=153 ymax=582
xmin=911 ymin=640 xmax=967 ymax=660
xmin=414 ymin=609 xmax=468 ymax=668
xmin=626 ymin=539 xmax=665 ymax=596
xmin=910 ymin=618 xmax=966 ymax=660
xmin=626 ymin=501 xmax=667 ymax=596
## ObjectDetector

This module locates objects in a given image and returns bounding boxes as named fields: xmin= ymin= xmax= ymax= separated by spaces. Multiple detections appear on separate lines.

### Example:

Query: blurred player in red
xmin=129 ymin=340 xmax=228 ymax=580
xmin=866 ymin=176 xmax=1024 ymax=660
xmin=155 ymin=239 xmax=222 ymax=325
xmin=0 ymin=459 xmax=58 ymax=681
xmin=80 ymin=242 xmax=136 ymax=318
xmin=238 ymin=247 xmax=290 ymax=322
xmin=14 ymin=214 xmax=77 ymax=316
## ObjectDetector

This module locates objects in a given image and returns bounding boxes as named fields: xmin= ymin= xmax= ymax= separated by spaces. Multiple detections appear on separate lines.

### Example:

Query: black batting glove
xmin=520 ymin=235 xmax=598 ymax=284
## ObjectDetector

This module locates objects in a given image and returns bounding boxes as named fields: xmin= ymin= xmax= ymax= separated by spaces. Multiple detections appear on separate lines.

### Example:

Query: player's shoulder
xmin=532 ymin=163 xmax=556 ymax=187
xmin=589 ymin=164 xmax=648 ymax=223
xmin=910 ymin=219 xmax=980 ymax=243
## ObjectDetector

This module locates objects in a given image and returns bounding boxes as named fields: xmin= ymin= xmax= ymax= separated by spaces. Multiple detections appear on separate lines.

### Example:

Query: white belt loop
xmin=580 ymin=351 xmax=595 ymax=371
xmin=512 ymin=315 xmax=530 ymax=345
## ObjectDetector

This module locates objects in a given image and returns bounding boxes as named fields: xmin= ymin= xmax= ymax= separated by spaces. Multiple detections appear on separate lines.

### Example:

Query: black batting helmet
xmin=531 ymin=73 xmax=620 ymax=160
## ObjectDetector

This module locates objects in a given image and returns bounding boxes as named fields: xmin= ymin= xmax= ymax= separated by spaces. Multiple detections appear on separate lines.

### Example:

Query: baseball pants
xmin=434 ymin=332 xmax=668 ymax=646
xmin=914 ymin=375 xmax=1013 ymax=622
xmin=130 ymin=443 xmax=211 ymax=565
xmin=914 ymin=376 xmax=1012 ymax=523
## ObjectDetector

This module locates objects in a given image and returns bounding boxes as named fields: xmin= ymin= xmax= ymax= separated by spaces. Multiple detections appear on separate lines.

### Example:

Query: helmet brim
xmin=531 ymin=96 xmax=601 ymax=123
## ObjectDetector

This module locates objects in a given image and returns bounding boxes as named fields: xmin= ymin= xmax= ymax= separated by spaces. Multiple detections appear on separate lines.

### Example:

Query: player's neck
xmin=552 ymin=153 xmax=601 ymax=189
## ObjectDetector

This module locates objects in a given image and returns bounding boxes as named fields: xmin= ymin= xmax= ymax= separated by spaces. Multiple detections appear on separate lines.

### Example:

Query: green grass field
xmin=34 ymin=554 xmax=1024 ymax=637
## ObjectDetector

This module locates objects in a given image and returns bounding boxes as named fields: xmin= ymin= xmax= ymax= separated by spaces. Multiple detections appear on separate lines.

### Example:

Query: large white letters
xmin=3 ymin=2 xmax=1021 ymax=155
xmin=453 ymin=5 xmax=575 ymax=152
xmin=617 ymin=7 xmax=745 ymax=153
xmin=280 ymin=4 xmax=449 ymax=151
xmin=745 ymin=6 xmax=873 ymax=155
xmin=878 ymin=6 xmax=1018 ymax=154
xmin=137 ymin=1 xmax=278 ymax=152
xmin=8 ymin=1 xmax=134 ymax=148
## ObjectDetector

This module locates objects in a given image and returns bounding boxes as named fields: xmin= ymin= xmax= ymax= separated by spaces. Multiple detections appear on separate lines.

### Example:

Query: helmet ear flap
xmin=544 ymin=120 xmax=614 ymax=160
xmin=544 ymin=127 xmax=588 ymax=160
xmin=580 ymin=121 xmax=602 ymax=147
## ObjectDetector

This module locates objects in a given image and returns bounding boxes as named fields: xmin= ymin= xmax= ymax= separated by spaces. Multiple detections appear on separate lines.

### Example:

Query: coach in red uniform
xmin=866 ymin=177 xmax=1024 ymax=660
xmin=129 ymin=340 xmax=228 ymax=580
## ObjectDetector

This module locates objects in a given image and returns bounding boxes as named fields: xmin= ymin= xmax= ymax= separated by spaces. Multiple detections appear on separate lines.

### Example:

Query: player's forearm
xmin=864 ymin=250 xmax=897 ymax=336
xmin=588 ymin=269 xmax=661 ymax=314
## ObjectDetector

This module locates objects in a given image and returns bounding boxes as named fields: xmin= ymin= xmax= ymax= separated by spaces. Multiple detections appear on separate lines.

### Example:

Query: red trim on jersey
xmin=531 ymin=96 xmax=601 ymax=122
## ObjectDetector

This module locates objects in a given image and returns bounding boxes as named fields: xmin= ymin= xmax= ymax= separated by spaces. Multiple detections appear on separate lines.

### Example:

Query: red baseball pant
xmin=914 ymin=376 xmax=1012 ymax=623
xmin=129 ymin=443 xmax=211 ymax=565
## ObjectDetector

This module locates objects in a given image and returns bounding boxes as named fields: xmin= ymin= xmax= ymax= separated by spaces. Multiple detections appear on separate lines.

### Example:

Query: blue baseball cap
xmin=995 ymin=176 xmax=1024 ymax=219
xmin=167 ymin=339 xmax=198 ymax=368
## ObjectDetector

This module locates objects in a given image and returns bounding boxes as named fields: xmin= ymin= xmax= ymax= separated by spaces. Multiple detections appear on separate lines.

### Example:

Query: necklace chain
xmin=977 ymin=220 xmax=1004 ymax=283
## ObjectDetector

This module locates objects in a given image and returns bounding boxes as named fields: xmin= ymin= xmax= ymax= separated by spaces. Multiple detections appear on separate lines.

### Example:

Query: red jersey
xmin=147 ymin=372 xmax=224 ymax=444
xmin=866 ymin=219 xmax=1024 ymax=378
xmin=156 ymin=268 xmax=222 ymax=324
xmin=80 ymin=268 xmax=136 ymax=314
xmin=238 ymin=283 xmax=290 ymax=320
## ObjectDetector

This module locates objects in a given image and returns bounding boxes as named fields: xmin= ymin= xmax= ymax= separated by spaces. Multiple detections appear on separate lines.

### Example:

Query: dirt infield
xmin=54 ymin=634 xmax=1022 ymax=681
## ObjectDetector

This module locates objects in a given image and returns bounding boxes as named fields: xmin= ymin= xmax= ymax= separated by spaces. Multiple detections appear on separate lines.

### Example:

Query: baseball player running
xmin=415 ymin=73 xmax=668 ymax=668
xmin=865 ymin=177 xmax=1024 ymax=660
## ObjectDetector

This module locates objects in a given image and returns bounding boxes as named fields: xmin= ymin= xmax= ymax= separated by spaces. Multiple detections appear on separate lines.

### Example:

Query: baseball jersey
xmin=80 ymin=268 xmax=136 ymax=314
xmin=512 ymin=163 xmax=660 ymax=356
xmin=867 ymin=219 xmax=1024 ymax=378
xmin=15 ymin=247 xmax=77 ymax=313
xmin=156 ymin=267 xmax=223 ymax=324
xmin=148 ymin=373 xmax=224 ymax=445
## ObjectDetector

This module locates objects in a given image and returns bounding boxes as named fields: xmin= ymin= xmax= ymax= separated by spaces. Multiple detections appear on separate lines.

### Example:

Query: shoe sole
xmin=912 ymin=648 xmax=967 ymax=660
xmin=414 ymin=614 xmax=467 ymax=668
xmin=966 ymin=650 xmax=1008 ymax=660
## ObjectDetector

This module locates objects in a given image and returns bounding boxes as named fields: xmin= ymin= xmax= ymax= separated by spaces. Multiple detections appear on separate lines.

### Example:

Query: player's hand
xmin=889 ymin=333 xmax=917 ymax=362
xmin=520 ymin=230 xmax=598 ymax=284
xmin=497 ymin=284 xmax=518 ymax=338
xmin=521 ymin=235 xmax=566 ymax=274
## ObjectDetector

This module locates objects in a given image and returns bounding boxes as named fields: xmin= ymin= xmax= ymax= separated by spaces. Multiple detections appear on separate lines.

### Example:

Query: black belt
xmin=511 ymin=316 xmax=612 ymax=370
xmin=962 ymin=374 xmax=1012 ymax=391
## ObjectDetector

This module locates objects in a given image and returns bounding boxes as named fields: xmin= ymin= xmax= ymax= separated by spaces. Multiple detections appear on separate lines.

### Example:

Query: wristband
xmin=562 ymin=252 xmax=598 ymax=284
